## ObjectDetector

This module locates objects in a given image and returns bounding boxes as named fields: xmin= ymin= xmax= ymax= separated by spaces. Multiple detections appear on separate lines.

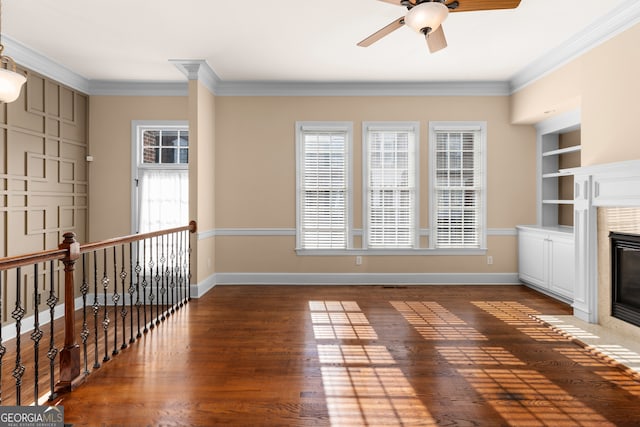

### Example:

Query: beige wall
xmin=88 ymin=96 xmax=188 ymax=241
xmin=580 ymin=23 xmax=640 ymax=166
xmin=214 ymin=95 xmax=536 ymax=274
xmin=511 ymin=22 xmax=640 ymax=167
xmin=188 ymin=81 xmax=216 ymax=283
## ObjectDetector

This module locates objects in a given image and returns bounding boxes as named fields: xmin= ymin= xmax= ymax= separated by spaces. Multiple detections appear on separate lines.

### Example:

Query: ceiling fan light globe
xmin=404 ymin=2 xmax=449 ymax=34
xmin=0 ymin=67 xmax=26 ymax=103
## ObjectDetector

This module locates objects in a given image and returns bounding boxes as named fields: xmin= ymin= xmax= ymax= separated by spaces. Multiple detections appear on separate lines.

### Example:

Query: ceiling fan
xmin=358 ymin=0 xmax=522 ymax=53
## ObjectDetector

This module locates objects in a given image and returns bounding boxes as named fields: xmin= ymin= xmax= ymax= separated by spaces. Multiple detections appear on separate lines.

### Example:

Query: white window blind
xmin=430 ymin=123 xmax=485 ymax=249
xmin=297 ymin=124 xmax=351 ymax=249
xmin=364 ymin=124 xmax=418 ymax=249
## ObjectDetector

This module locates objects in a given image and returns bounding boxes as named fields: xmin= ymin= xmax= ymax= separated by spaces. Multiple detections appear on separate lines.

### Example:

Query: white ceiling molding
xmin=213 ymin=80 xmax=511 ymax=97
xmin=4 ymin=35 xmax=89 ymax=94
xmin=510 ymin=0 xmax=640 ymax=93
xmin=170 ymin=60 xmax=220 ymax=96
xmin=89 ymin=80 xmax=187 ymax=96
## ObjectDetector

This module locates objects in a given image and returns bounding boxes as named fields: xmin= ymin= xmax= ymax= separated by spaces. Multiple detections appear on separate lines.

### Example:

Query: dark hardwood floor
xmin=33 ymin=285 xmax=640 ymax=425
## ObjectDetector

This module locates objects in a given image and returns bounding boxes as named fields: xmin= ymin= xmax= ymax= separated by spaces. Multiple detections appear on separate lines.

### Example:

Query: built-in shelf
xmin=542 ymin=145 xmax=582 ymax=157
xmin=542 ymin=199 xmax=575 ymax=205
xmin=542 ymin=171 xmax=573 ymax=179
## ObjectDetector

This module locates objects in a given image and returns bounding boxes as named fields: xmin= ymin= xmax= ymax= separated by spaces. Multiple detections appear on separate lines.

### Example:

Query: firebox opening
xmin=610 ymin=232 xmax=640 ymax=327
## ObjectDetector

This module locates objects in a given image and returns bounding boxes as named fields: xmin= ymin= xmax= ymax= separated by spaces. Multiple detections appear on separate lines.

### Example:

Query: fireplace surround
xmin=572 ymin=158 xmax=640 ymax=339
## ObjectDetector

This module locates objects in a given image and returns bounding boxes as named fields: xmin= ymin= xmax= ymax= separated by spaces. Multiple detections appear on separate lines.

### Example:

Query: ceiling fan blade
xmin=426 ymin=25 xmax=447 ymax=53
xmin=357 ymin=17 xmax=405 ymax=47
xmin=448 ymin=0 xmax=521 ymax=13
xmin=377 ymin=0 xmax=416 ymax=5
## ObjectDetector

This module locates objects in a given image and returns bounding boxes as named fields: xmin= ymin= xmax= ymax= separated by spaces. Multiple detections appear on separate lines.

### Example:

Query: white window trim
xmin=428 ymin=121 xmax=488 ymax=250
xmin=362 ymin=121 xmax=420 ymax=249
xmin=131 ymin=120 xmax=189 ymax=234
xmin=295 ymin=121 xmax=353 ymax=251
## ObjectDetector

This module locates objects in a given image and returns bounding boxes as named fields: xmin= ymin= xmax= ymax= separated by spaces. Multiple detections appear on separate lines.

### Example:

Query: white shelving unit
xmin=518 ymin=110 xmax=581 ymax=303
xmin=539 ymin=130 xmax=581 ymax=227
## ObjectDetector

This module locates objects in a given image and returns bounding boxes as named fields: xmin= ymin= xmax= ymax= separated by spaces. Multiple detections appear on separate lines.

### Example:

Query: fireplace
xmin=610 ymin=232 xmax=640 ymax=327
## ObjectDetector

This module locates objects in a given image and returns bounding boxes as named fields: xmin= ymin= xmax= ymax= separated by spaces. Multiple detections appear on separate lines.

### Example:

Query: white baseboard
xmin=212 ymin=272 xmax=519 ymax=286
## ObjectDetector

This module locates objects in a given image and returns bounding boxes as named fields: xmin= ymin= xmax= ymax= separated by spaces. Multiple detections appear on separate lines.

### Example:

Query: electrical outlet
xmin=487 ymin=255 xmax=493 ymax=265
xmin=356 ymin=256 xmax=362 ymax=265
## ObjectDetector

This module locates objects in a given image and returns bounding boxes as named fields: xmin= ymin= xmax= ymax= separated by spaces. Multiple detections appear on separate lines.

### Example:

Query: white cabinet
xmin=517 ymin=226 xmax=574 ymax=301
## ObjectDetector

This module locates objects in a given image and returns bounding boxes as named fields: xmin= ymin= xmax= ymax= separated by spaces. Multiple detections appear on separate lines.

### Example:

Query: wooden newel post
xmin=56 ymin=232 xmax=85 ymax=393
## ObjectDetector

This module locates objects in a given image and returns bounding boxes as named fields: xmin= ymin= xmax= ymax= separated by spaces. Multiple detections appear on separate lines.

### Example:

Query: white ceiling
xmin=2 ymin=0 xmax=636 ymax=87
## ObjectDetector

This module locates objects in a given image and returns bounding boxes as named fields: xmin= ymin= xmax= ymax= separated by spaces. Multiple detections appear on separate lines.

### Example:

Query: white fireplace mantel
xmin=569 ymin=158 xmax=640 ymax=322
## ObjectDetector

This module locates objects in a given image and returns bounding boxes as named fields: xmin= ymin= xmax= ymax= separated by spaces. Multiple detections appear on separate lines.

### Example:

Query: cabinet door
xmin=518 ymin=231 xmax=546 ymax=288
xmin=549 ymin=236 xmax=574 ymax=298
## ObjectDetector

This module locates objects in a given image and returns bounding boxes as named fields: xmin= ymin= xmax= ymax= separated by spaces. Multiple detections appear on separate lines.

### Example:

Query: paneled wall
xmin=0 ymin=68 xmax=88 ymax=320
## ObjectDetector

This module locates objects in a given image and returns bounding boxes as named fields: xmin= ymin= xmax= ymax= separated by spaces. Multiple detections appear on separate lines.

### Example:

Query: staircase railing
xmin=0 ymin=221 xmax=197 ymax=406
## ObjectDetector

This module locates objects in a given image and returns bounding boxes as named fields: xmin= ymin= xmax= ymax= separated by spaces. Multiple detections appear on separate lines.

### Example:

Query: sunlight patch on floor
xmin=459 ymin=368 xmax=614 ymax=426
xmin=390 ymin=301 xmax=487 ymax=341
xmin=311 ymin=300 xmax=436 ymax=426
xmin=437 ymin=346 xmax=525 ymax=366
xmin=536 ymin=315 xmax=640 ymax=375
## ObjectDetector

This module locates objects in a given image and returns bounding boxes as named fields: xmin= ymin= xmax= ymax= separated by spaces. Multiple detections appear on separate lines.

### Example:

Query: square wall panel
xmin=59 ymin=160 xmax=75 ymax=183
xmin=27 ymin=209 xmax=45 ymax=234
xmin=27 ymin=154 xmax=46 ymax=181
xmin=61 ymin=88 xmax=74 ymax=122
xmin=27 ymin=74 xmax=45 ymax=114
xmin=45 ymin=81 xmax=60 ymax=117
xmin=59 ymin=206 xmax=75 ymax=229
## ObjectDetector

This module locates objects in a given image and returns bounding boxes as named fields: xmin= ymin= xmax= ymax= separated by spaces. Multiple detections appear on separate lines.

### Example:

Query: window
xmin=363 ymin=122 xmax=419 ymax=249
xmin=141 ymin=128 xmax=189 ymax=164
xmin=132 ymin=121 xmax=189 ymax=234
xmin=429 ymin=122 xmax=486 ymax=249
xmin=296 ymin=122 xmax=352 ymax=250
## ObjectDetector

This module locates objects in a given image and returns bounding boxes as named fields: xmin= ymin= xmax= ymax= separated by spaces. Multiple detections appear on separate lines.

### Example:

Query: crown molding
xmin=170 ymin=59 xmax=220 ymax=95
xmin=4 ymin=35 xmax=90 ymax=94
xmin=510 ymin=0 xmax=640 ymax=93
xmin=213 ymin=80 xmax=511 ymax=96
xmin=89 ymin=80 xmax=188 ymax=96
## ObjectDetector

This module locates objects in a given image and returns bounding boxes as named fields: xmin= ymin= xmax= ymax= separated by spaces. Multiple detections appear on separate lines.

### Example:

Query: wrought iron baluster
xmin=31 ymin=264 xmax=43 ymax=405
xmin=160 ymin=234 xmax=166 ymax=322
xmin=12 ymin=267 xmax=26 ymax=405
xmin=102 ymin=249 xmax=110 ymax=363
xmin=120 ymin=244 xmax=128 ymax=350
xmin=0 ymin=271 xmax=5 ymax=404
xmin=155 ymin=236 xmax=161 ymax=326
xmin=92 ymin=250 xmax=101 ymax=369
xmin=128 ymin=242 xmax=135 ymax=344
xmin=80 ymin=254 xmax=90 ymax=376
xmin=178 ymin=230 xmax=184 ymax=307
xmin=148 ymin=237 xmax=155 ymax=330
xmin=188 ymin=229 xmax=192 ymax=302
xmin=135 ymin=240 xmax=142 ymax=339
xmin=112 ymin=246 xmax=120 ymax=356
xmin=47 ymin=260 xmax=59 ymax=401
xmin=170 ymin=232 xmax=176 ymax=314
xmin=142 ymin=239 xmax=149 ymax=334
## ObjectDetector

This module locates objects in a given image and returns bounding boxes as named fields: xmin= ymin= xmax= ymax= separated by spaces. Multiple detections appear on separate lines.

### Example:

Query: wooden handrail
xmin=0 ymin=221 xmax=198 ymax=397
xmin=0 ymin=249 xmax=67 ymax=271
xmin=80 ymin=220 xmax=197 ymax=253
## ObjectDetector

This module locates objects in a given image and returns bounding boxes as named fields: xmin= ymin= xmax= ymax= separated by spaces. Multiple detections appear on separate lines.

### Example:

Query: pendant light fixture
xmin=0 ymin=0 xmax=25 ymax=103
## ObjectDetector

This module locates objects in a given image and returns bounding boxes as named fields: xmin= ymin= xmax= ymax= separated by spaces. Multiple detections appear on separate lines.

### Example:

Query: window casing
xmin=429 ymin=122 xmax=486 ymax=249
xmin=363 ymin=122 xmax=419 ymax=249
xmin=296 ymin=122 xmax=352 ymax=250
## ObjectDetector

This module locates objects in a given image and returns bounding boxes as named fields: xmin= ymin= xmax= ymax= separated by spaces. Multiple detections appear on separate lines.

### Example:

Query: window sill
xmin=295 ymin=248 xmax=488 ymax=256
